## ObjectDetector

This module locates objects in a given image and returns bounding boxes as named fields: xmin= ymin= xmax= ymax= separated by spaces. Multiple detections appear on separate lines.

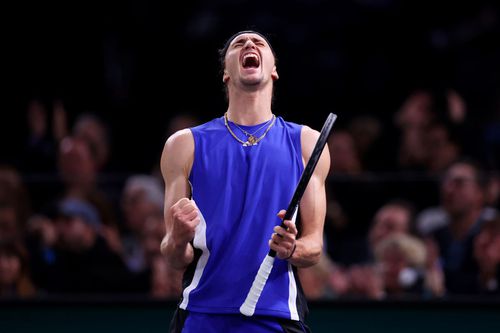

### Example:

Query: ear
xmin=271 ymin=66 xmax=279 ymax=81
xmin=223 ymin=71 xmax=229 ymax=83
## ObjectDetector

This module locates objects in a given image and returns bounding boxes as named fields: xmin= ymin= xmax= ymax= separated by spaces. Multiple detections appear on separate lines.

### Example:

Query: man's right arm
xmin=160 ymin=129 xmax=197 ymax=270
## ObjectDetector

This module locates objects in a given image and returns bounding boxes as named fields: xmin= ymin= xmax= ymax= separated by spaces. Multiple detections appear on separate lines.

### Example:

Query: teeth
xmin=244 ymin=53 xmax=258 ymax=59
xmin=242 ymin=53 xmax=259 ymax=67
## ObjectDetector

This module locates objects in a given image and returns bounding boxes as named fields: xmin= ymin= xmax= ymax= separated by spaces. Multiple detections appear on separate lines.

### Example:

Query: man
xmin=346 ymin=200 xmax=419 ymax=300
xmin=160 ymin=30 xmax=330 ymax=332
xmin=473 ymin=214 xmax=500 ymax=294
xmin=423 ymin=159 xmax=493 ymax=294
xmin=368 ymin=200 xmax=414 ymax=255
xmin=34 ymin=198 xmax=139 ymax=293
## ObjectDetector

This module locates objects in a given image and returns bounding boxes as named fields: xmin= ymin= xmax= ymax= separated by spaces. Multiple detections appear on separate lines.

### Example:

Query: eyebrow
xmin=232 ymin=36 xmax=266 ymax=45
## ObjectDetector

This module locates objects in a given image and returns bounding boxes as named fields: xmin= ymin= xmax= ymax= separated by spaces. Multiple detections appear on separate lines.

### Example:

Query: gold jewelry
xmin=224 ymin=112 xmax=276 ymax=146
xmin=232 ymin=117 xmax=273 ymax=142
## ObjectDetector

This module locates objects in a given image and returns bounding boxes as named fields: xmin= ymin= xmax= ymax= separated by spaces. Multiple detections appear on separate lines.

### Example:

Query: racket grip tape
xmin=239 ymin=254 xmax=275 ymax=316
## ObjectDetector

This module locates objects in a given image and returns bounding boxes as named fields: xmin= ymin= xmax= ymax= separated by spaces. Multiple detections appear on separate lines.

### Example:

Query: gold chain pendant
xmin=247 ymin=135 xmax=257 ymax=145
xmin=224 ymin=112 xmax=275 ymax=147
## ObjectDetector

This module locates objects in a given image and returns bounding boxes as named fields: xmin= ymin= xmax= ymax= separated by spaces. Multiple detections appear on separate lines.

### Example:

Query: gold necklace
xmin=224 ymin=112 xmax=276 ymax=146
xmin=232 ymin=117 xmax=273 ymax=139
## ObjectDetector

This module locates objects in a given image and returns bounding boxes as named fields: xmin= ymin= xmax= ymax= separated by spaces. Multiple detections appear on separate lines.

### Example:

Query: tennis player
xmin=160 ymin=30 xmax=330 ymax=333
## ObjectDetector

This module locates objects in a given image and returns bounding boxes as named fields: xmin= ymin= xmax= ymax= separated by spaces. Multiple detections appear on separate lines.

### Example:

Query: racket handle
xmin=239 ymin=254 xmax=275 ymax=316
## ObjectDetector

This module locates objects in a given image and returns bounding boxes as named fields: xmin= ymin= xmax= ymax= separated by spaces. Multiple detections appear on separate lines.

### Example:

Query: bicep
xmin=298 ymin=126 xmax=330 ymax=239
xmin=160 ymin=129 xmax=194 ymax=231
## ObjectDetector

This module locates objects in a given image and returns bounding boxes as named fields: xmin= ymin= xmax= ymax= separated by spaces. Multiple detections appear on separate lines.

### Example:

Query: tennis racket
xmin=240 ymin=112 xmax=337 ymax=316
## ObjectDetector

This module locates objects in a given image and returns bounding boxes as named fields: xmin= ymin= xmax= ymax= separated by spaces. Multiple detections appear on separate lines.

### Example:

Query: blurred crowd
xmin=1 ymin=88 xmax=499 ymax=301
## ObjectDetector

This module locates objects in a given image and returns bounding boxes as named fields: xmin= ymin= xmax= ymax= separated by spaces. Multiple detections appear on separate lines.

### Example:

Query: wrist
xmin=285 ymin=243 xmax=297 ymax=260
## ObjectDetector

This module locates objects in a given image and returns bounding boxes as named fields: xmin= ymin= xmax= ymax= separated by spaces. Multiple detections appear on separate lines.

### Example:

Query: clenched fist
xmin=170 ymin=198 xmax=200 ymax=246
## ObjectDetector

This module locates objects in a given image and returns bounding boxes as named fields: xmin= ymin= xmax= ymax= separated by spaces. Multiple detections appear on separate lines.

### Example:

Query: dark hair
xmin=444 ymin=157 xmax=488 ymax=189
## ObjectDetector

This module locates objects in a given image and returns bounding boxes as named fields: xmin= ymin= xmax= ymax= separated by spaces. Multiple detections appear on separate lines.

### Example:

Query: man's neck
xmin=450 ymin=208 xmax=482 ymax=240
xmin=226 ymin=88 xmax=273 ymax=125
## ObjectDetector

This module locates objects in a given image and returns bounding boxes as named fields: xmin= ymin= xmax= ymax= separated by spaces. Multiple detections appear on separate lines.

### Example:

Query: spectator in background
xmin=140 ymin=213 xmax=166 ymax=265
xmin=57 ymin=136 xmax=118 ymax=241
xmin=346 ymin=202 xmax=444 ymax=299
xmin=0 ymin=201 xmax=23 ymax=243
xmin=347 ymin=115 xmax=385 ymax=171
xmin=72 ymin=113 xmax=111 ymax=172
xmin=345 ymin=200 xmax=418 ymax=300
xmin=120 ymin=175 xmax=164 ymax=273
xmin=424 ymin=122 xmax=461 ymax=175
xmin=328 ymin=130 xmax=362 ymax=176
xmin=152 ymin=113 xmax=201 ymax=181
xmin=58 ymin=137 xmax=99 ymax=199
xmin=485 ymin=172 xmax=500 ymax=209
xmin=140 ymin=212 xmax=182 ymax=299
xmin=420 ymin=159 xmax=494 ymax=294
xmin=21 ymin=99 xmax=56 ymax=173
xmin=394 ymin=90 xmax=435 ymax=171
xmin=164 ymin=113 xmax=202 ymax=141
xmin=373 ymin=234 xmax=427 ymax=298
xmin=43 ymin=198 xmax=138 ymax=294
xmin=298 ymin=253 xmax=350 ymax=300
xmin=367 ymin=200 xmax=414 ymax=259
xmin=0 ymin=165 xmax=31 ymax=230
xmin=473 ymin=214 xmax=500 ymax=294
xmin=0 ymin=240 xmax=36 ymax=298
xmin=21 ymin=99 xmax=68 ymax=173
xmin=25 ymin=210 xmax=59 ymax=291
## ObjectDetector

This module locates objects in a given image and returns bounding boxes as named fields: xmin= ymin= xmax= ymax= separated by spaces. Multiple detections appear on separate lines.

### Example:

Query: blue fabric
xmin=182 ymin=312 xmax=283 ymax=333
xmin=185 ymin=116 xmax=304 ymax=319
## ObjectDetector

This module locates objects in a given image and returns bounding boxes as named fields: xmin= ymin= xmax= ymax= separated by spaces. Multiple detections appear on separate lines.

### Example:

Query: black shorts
xmin=169 ymin=308 xmax=311 ymax=333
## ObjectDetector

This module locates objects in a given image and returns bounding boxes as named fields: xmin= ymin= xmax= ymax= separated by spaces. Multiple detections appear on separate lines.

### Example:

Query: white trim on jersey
xmin=287 ymin=210 xmax=299 ymax=320
xmin=179 ymin=206 xmax=210 ymax=310
xmin=287 ymin=263 xmax=299 ymax=320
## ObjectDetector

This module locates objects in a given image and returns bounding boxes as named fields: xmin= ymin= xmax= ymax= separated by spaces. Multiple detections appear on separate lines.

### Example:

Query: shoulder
xmin=301 ymin=125 xmax=320 ymax=141
xmin=300 ymin=124 xmax=330 ymax=178
xmin=160 ymin=129 xmax=194 ymax=175
xmin=277 ymin=117 xmax=318 ymax=142
xmin=278 ymin=117 xmax=302 ymax=132
xmin=300 ymin=125 xmax=321 ymax=156
xmin=163 ymin=129 xmax=194 ymax=155
xmin=190 ymin=117 xmax=223 ymax=133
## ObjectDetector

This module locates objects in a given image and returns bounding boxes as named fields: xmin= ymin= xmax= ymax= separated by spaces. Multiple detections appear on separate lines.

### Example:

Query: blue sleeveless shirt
xmin=179 ymin=115 xmax=308 ymax=321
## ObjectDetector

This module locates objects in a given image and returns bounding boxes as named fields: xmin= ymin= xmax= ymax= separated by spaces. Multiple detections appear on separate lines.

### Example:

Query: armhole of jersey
xmin=188 ymin=181 xmax=194 ymax=200
xmin=188 ymin=128 xmax=196 ymax=189
xmin=298 ymin=125 xmax=305 ymax=170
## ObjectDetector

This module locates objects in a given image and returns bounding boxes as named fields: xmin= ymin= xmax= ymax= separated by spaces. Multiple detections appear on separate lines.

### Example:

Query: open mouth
xmin=242 ymin=53 xmax=260 ymax=69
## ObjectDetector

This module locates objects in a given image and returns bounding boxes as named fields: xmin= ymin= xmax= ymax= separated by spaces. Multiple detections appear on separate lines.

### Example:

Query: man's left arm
xmin=270 ymin=125 xmax=330 ymax=268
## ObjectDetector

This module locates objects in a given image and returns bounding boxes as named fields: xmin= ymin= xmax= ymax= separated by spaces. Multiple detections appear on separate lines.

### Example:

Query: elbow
xmin=310 ymin=248 xmax=322 ymax=266
xmin=310 ymin=238 xmax=323 ymax=264
xmin=294 ymin=240 xmax=322 ymax=268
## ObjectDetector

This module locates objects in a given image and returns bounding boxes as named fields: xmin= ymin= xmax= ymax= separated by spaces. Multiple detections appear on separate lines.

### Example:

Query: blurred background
xmin=1 ymin=0 xmax=500 ymax=331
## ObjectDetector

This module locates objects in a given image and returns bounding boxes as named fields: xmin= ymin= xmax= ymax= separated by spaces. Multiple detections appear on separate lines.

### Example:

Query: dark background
xmin=1 ymin=299 xmax=500 ymax=333
xmin=2 ymin=0 xmax=500 ymax=173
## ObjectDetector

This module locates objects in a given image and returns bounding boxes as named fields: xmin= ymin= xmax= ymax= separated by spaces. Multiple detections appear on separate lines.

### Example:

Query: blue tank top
xmin=179 ymin=115 xmax=307 ymax=321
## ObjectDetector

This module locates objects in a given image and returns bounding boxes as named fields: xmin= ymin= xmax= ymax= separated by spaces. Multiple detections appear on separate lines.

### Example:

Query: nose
xmin=243 ymin=39 xmax=256 ymax=50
